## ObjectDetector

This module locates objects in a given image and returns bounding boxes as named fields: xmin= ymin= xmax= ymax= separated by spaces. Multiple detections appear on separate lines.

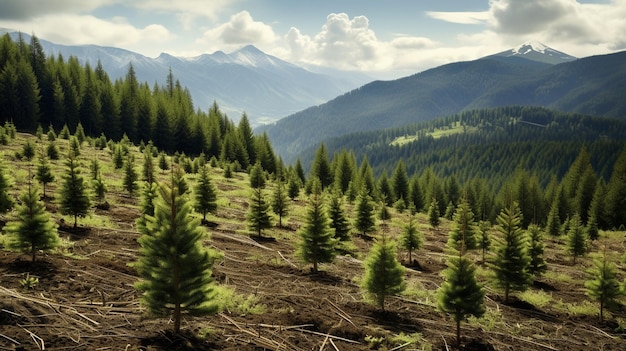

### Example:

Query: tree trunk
xmin=31 ymin=243 xmax=36 ymax=263
xmin=600 ymin=300 xmax=604 ymax=321
xmin=456 ymin=318 xmax=461 ymax=346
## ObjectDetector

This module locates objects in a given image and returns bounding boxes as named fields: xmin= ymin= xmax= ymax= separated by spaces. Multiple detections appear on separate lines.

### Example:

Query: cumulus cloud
xmin=0 ymin=14 xmax=173 ymax=56
xmin=198 ymin=11 xmax=277 ymax=50
xmin=425 ymin=11 xmax=490 ymax=25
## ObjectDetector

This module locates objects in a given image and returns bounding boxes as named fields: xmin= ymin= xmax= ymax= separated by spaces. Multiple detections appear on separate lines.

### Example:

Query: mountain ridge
xmin=6 ymin=31 xmax=371 ymax=125
xmin=258 ymin=47 xmax=626 ymax=163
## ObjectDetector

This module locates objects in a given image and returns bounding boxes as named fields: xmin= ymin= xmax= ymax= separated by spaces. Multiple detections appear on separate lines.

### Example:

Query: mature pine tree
xmin=437 ymin=247 xmax=485 ymax=346
xmin=527 ymin=224 xmax=547 ymax=277
xmin=585 ymin=248 xmax=622 ymax=321
xmin=194 ymin=165 xmax=217 ymax=222
xmin=567 ymin=213 xmax=587 ymax=263
xmin=605 ymin=146 xmax=626 ymax=229
xmin=309 ymin=143 xmax=333 ymax=190
xmin=35 ymin=152 xmax=54 ymax=198
xmin=354 ymin=186 xmax=376 ymax=237
xmin=333 ymin=149 xmax=356 ymax=194
xmin=491 ymin=202 xmax=531 ymax=302
xmin=391 ymin=160 xmax=409 ymax=207
xmin=328 ymin=190 xmax=351 ymax=241
xmin=6 ymin=183 xmax=59 ymax=262
xmin=408 ymin=175 xmax=424 ymax=213
xmin=123 ymin=156 xmax=139 ymax=196
xmin=134 ymin=174 xmax=221 ymax=334
xmin=247 ymin=185 xmax=272 ymax=238
xmin=296 ymin=185 xmax=336 ymax=272
xmin=58 ymin=155 xmax=91 ymax=228
xmin=271 ymin=179 xmax=289 ymax=227
xmin=477 ymin=220 xmax=491 ymax=264
xmin=428 ymin=197 xmax=440 ymax=228
xmin=361 ymin=234 xmax=406 ymax=311
xmin=401 ymin=216 xmax=423 ymax=264
xmin=447 ymin=197 xmax=478 ymax=252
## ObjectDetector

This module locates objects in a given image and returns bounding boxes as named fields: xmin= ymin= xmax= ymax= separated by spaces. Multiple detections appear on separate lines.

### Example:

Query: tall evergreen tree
xmin=585 ymin=247 xmax=622 ymax=321
xmin=566 ymin=213 xmax=587 ymax=263
xmin=309 ymin=143 xmax=333 ymax=190
xmin=194 ymin=165 xmax=217 ymax=221
xmin=58 ymin=155 xmax=91 ymax=228
xmin=526 ymin=224 xmax=547 ymax=277
xmin=391 ymin=160 xmax=409 ymax=206
xmin=296 ymin=186 xmax=336 ymax=273
xmin=333 ymin=149 xmax=356 ymax=194
xmin=361 ymin=234 xmax=406 ymax=311
xmin=401 ymin=216 xmax=423 ymax=264
xmin=447 ymin=197 xmax=478 ymax=252
xmin=477 ymin=220 xmax=491 ymax=264
xmin=247 ymin=185 xmax=272 ymax=238
xmin=328 ymin=190 xmax=351 ymax=241
xmin=354 ymin=186 xmax=376 ymax=237
xmin=123 ymin=156 xmax=139 ymax=196
xmin=271 ymin=179 xmax=289 ymax=227
xmin=437 ymin=247 xmax=485 ymax=346
xmin=428 ymin=197 xmax=440 ymax=228
xmin=491 ymin=202 xmax=531 ymax=302
xmin=605 ymin=146 xmax=626 ymax=229
xmin=134 ymin=174 xmax=221 ymax=334
xmin=6 ymin=182 xmax=59 ymax=262
xmin=408 ymin=175 xmax=424 ymax=213
xmin=35 ymin=151 xmax=54 ymax=198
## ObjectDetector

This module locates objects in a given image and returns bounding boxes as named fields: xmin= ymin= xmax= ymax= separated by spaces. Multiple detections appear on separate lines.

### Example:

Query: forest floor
xmin=0 ymin=133 xmax=625 ymax=350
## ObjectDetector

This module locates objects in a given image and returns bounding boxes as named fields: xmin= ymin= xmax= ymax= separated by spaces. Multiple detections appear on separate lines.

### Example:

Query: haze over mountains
xmin=258 ymin=44 xmax=626 ymax=162
xmin=5 ymin=31 xmax=371 ymax=125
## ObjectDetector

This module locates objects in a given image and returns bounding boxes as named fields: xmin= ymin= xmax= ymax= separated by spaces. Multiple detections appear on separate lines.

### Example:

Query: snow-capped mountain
xmin=6 ymin=32 xmax=371 ymax=125
xmin=489 ymin=41 xmax=577 ymax=65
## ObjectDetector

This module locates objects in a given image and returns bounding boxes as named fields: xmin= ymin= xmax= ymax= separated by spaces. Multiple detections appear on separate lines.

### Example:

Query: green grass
xmin=518 ymin=290 xmax=553 ymax=308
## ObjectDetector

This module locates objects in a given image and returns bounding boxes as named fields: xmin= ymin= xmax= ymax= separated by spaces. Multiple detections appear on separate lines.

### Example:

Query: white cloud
xmin=198 ymin=11 xmax=277 ymax=50
xmin=425 ymin=11 xmax=490 ymax=25
xmin=0 ymin=0 xmax=116 ymax=19
xmin=0 ymin=14 xmax=173 ymax=56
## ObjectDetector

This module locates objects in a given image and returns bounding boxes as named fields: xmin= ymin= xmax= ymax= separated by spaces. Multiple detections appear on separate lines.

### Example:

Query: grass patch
xmin=403 ymin=280 xmax=437 ymax=307
xmin=468 ymin=306 xmax=505 ymax=331
xmin=518 ymin=290 xmax=553 ymax=308
xmin=215 ymin=286 xmax=266 ymax=316
xmin=544 ymin=270 xmax=576 ymax=284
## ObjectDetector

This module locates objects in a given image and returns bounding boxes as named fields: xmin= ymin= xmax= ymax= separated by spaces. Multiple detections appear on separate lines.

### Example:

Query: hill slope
xmin=260 ymin=49 xmax=626 ymax=162
xmin=6 ymin=31 xmax=370 ymax=125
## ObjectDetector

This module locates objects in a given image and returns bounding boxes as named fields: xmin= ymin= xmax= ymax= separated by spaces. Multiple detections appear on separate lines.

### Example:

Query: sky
xmin=0 ymin=0 xmax=625 ymax=79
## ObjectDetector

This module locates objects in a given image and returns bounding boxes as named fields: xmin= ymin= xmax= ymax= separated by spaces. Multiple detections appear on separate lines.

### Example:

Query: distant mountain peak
xmin=490 ymin=41 xmax=577 ymax=65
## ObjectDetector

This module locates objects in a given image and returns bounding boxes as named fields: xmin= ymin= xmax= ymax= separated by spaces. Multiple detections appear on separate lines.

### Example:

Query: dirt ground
xmin=1 ymin=172 xmax=625 ymax=350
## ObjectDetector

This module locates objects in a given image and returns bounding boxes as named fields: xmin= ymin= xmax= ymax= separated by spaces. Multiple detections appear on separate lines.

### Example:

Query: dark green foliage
xmin=585 ymin=250 xmax=622 ymax=321
xmin=296 ymin=190 xmax=336 ymax=272
xmin=271 ymin=180 xmax=289 ymax=227
xmin=391 ymin=160 xmax=409 ymax=206
xmin=22 ymin=140 xmax=35 ymax=161
xmin=92 ymin=174 xmax=107 ymax=204
xmin=74 ymin=122 xmax=86 ymax=145
xmin=249 ymin=162 xmax=266 ymax=189
xmin=378 ymin=173 xmax=393 ymax=206
xmin=428 ymin=197 xmax=440 ymax=228
xmin=566 ymin=213 xmax=587 ymax=263
xmin=158 ymin=152 xmax=169 ymax=171
xmin=361 ymin=234 xmax=406 ymax=311
xmin=328 ymin=191 xmax=350 ymax=241
xmin=46 ymin=141 xmax=59 ymax=160
xmin=142 ymin=145 xmax=155 ymax=184
xmin=46 ymin=125 xmax=56 ymax=141
xmin=545 ymin=194 xmax=562 ymax=236
xmin=527 ymin=224 xmax=547 ymax=277
xmin=247 ymin=186 xmax=272 ymax=238
xmin=437 ymin=250 xmax=485 ymax=346
xmin=35 ymin=152 xmax=54 ymax=197
xmin=89 ymin=158 xmax=100 ymax=180
xmin=194 ymin=165 xmax=217 ymax=221
xmin=408 ymin=175 xmax=424 ymax=213
xmin=491 ymin=202 xmax=531 ymax=302
xmin=287 ymin=173 xmax=301 ymax=200
xmin=447 ymin=197 xmax=478 ymax=252
xmin=136 ymin=181 xmax=158 ymax=235
xmin=354 ymin=187 xmax=375 ymax=237
xmin=123 ymin=156 xmax=139 ymax=196
xmin=6 ymin=183 xmax=59 ymax=262
xmin=112 ymin=144 xmax=124 ymax=169
xmin=59 ymin=124 xmax=70 ymax=139
xmin=69 ymin=135 xmax=81 ymax=157
xmin=477 ymin=220 xmax=491 ymax=264
xmin=58 ymin=156 xmax=91 ymax=228
xmin=401 ymin=216 xmax=423 ymax=263
xmin=134 ymin=175 xmax=221 ymax=333
xmin=378 ymin=201 xmax=391 ymax=221
xmin=605 ymin=146 xmax=626 ymax=229
xmin=0 ymin=158 xmax=14 ymax=213
xmin=309 ymin=144 xmax=333 ymax=190
xmin=586 ymin=213 xmax=599 ymax=241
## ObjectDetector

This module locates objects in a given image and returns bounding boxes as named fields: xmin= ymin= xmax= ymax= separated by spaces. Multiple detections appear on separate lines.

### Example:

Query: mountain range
xmin=258 ymin=43 xmax=626 ymax=163
xmin=5 ymin=31 xmax=371 ymax=125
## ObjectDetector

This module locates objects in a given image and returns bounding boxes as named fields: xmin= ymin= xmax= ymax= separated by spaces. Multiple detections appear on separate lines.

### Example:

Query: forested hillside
xmin=259 ymin=50 xmax=626 ymax=162
xmin=0 ymin=33 xmax=279 ymax=171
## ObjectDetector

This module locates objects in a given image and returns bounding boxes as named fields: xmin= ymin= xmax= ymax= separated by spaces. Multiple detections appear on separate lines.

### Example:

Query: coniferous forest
xmin=0 ymin=33 xmax=625 ymax=350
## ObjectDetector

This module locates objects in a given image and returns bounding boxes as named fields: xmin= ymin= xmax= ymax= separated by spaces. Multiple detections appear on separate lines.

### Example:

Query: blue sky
xmin=0 ymin=0 xmax=624 ymax=79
